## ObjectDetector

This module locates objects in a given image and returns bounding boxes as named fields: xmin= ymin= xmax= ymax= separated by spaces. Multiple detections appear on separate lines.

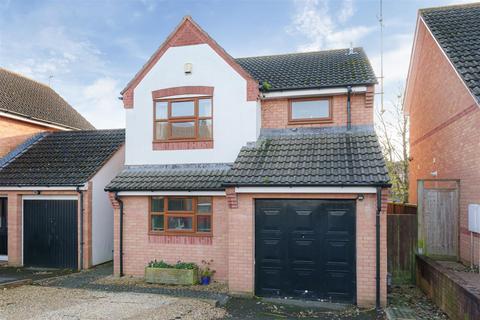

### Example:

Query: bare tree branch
xmin=375 ymin=87 xmax=409 ymax=203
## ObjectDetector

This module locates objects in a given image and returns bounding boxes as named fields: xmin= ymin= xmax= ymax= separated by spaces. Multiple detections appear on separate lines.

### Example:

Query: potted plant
xmin=200 ymin=259 xmax=216 ymax=285
xmin=145 ymin=260 xmax=199 ymax=285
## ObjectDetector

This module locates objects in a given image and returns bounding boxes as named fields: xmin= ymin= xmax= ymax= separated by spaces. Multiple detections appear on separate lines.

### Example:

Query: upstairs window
xmin=154 ymin=97 xmax=213 ymax=141
xmin=289 ymin=97 xmax=332 ymax=123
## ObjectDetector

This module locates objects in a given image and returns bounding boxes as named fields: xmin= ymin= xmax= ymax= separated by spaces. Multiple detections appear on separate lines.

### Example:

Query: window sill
xmin=149 ymin=231 xmax=212 ymax=237
xmin=152 ymin=140 xmax=214 ymax=150
xmin=288 ymin=119 xmax=333 ymax=125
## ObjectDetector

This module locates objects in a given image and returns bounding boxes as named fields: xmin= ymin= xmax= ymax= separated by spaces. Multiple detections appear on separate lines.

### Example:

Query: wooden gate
xmin=418 ymin=180 xmax=459 ymax=258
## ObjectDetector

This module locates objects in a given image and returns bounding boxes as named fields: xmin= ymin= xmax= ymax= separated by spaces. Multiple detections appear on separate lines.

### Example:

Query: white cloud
xmin=371 ymin=34 xmax=413 ymax=86
xmin=288 ymin=0 xmax=374 ymax=51
xmin=76 ymin=78 xmax=124 ymax=129
xmin=2 ymin=20 xmax=124 ymax=129
xmin=339 ymin=0 xmax=354 ymax=23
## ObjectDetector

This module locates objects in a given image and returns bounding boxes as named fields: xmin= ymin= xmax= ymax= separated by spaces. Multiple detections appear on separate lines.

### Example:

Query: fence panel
xmin=387 ymin=203 xmax=417 ymax=284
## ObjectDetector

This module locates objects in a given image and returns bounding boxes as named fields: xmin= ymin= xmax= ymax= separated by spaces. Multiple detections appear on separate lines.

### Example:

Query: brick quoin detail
xmin=225 ymin=188 xmax=238 ymax=209
xmin=152 ymin=86 xmax=214 ymax=99
xmin=121 ymin=17 xmax=258 ymax=108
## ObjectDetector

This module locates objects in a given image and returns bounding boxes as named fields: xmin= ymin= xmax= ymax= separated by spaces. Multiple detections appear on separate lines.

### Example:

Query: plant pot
xmin=145 ymin=267 xmax=198 ymax=285
xmin=200 ymin=276 xmax=211 ymax=285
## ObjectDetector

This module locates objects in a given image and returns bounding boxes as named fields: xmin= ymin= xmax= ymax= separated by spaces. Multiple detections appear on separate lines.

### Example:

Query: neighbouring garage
xmin=23 ymin=198 xmax=78 ymax=269
xmin=255 ymin=199 xmax=356 ymax=303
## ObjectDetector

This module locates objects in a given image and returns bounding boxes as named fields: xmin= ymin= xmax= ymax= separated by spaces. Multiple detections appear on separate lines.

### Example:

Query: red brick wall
xmin=112 ymin=191 xmax=387 ymax=307
xmin=4 ymin=190 xmax=93 ymax=269
xmin=407 ymin=21 xmax=480 ymax=264
xmin=113 ymin=196 xmax=229 ymax=280
xmin=0 ymin=116 xmax=55 ymax=158
xmin=261 ymin=88 xmax=374 ymax=129
xmin=227 ymin=192 xmax=387 ymax=307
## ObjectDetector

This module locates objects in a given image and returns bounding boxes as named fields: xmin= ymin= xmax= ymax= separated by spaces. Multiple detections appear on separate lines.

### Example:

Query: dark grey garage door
xmin=255 ymin=199 xmax=356 ymax=303
xmin=23 ymin=199 xmax=78 ymax=269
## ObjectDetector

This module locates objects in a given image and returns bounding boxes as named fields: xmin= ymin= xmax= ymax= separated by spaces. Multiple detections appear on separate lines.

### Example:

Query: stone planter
xmin=145 ymin=267 xmax=198 ymax=285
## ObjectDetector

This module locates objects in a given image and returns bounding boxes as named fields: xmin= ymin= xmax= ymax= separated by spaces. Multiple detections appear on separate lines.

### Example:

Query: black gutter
xmin=347 ymin=86 xmax=352 ymax=131
xmin=114 ymin=192 xmax=124 ymax=277
xmin=76 ymin=186 xmax=84 ymax=270
xmin=375 ymin=186 xmax=382 ymax=314
xmin=258 ymin=82 xmax=378 ymax=93
xmin=221 ymin=183 xmax=392 ymax=188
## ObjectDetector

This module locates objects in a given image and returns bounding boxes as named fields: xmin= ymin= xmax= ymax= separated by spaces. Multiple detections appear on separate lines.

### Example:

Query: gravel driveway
xmin=0 ymin=285 xmax=226 ymax=320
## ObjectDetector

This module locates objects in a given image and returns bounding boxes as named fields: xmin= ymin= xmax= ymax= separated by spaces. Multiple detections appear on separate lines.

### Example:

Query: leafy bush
xmin=147 ymin=260 xmax=198 ymax=270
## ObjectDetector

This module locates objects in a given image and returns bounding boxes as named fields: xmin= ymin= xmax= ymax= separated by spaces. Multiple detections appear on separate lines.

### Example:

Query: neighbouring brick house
xmin=0 ymin=130 xmax=125 ymax=270
xmin=106 ymin=16 xmax=390 ymax=307
xmin=0 ymin=68 xmax=95 ymax=265
xmin=405 ymin=3 xmax=480 ymax=265
xmin=0 ymin=68 xmax=95 ymax=157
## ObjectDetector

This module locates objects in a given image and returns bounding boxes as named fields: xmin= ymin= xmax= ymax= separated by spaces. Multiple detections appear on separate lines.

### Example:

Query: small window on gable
xmin=153 ymin=97 xmax=213 ymax=141
xmin=289 ymin=98 xmax=332 ymax=123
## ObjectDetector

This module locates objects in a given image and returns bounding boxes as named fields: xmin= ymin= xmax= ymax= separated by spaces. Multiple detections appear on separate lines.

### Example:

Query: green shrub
xmin=147 ymin=260 xmax=198 ymax=270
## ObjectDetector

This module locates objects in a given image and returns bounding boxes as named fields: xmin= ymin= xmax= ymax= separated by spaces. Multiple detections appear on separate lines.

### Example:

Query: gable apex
xmin=121 ymin=16 xmax=258 ymax=108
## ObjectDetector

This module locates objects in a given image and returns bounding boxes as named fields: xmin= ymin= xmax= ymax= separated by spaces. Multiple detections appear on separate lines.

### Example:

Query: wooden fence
xmin=387 ymin=203 xmax=418 ymax=284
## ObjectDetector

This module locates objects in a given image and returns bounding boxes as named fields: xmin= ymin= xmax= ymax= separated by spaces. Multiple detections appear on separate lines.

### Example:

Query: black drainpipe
xmin=114 ymin=192 xmax=124 ymax=277
xmin=376 ymin=186 xmax=382 ymax=313
xmin=347 ymin=86 xmax=352 ymax=131
xmin=76 ymin=186 xmax=84 ymax=271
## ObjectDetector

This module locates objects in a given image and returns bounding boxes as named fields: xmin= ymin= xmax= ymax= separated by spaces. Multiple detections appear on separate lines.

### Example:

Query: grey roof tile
xmin=224 ymin=128 xmax=390 ymax=187
xmin=235 ymin=48 xmax=377 ymax=91
xmin=421 ymin=3 xmax=480 ymax=103
xmin=0 ymin=129 xmax=124 ymax=186
xmin=0 ymin=68 xmax=95 ymax=130
xmin=105 ymin=163 xmax=232 ymax=191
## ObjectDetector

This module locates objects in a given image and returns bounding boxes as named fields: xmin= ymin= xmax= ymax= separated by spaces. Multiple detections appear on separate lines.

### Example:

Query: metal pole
xmin=379 ymin=0 xmax=384 ymax=114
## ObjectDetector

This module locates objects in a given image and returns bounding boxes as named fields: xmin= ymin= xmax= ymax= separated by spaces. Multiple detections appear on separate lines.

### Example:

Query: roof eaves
xmin=0 ymin=108 xmax=87 ymax=131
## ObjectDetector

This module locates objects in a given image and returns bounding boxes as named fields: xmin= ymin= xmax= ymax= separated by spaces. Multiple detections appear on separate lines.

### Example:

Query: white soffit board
xmin=261 ymin=86 xmax=367 ymax=99
xmin=118 ymin=191 xmax=226 ymax=196
xmin=22 ymin=195 xmax=79 ymax=200
xmin=234 ymin=187 xmax=377 ymax=194
xmin=0 ymin=111 xmax=72 ymax=131
xmin=0 ymin=186 xmax=87 ymax=191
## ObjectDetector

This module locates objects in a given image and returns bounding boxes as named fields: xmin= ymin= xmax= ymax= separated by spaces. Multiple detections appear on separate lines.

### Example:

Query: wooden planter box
xmin=145 ymin=267 xmax=198 ymax=285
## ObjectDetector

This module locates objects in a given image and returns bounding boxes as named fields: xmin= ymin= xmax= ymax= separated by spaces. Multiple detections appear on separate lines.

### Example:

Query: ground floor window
xmin=149 ymin=196 xmax=212 ymax=235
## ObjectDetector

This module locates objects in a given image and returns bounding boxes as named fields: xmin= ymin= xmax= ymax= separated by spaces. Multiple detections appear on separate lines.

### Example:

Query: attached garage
xmin=255 ymin=199 xmax=356 ymax=303
xmin=0 ymin=129 xmax=125 ymax=270
xmin=23 ymin=198 xmax=78 ymax=269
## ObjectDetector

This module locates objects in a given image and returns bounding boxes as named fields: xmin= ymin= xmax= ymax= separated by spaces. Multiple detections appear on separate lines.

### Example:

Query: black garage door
xmin=24 ymin=199 xmax=78 ymax=269
xmin=255 ymin=199 xmax=356 ymax=303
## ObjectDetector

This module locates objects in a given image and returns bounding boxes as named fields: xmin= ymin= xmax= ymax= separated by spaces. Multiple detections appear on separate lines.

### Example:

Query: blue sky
xmin=0 ymin=0 xmax=474 ymax=128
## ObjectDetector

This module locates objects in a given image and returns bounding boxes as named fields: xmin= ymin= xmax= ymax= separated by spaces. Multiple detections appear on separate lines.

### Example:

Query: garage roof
xmin=224 ymin=127 xmax=390 ymax=187
xmin=0 ymin=129 xmax=124 ymax=187
xmin=105 ymin=163 xmax=231 ymax=192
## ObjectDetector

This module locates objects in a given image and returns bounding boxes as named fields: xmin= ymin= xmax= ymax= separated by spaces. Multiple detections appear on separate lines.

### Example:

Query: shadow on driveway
xmin=36 ymin=263 xmax=380 ymax=320
xmin=0 ymin=264 xmax=74 ymax=284
xmin=225 ymin=297 xmax=378 ymax=320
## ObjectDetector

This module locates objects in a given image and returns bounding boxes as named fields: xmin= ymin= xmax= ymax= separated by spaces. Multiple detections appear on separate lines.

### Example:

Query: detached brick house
xmin=405 ymin=4 xmax=480 ymax=264
xmin=106 ymin=16 xmax=390 ymax=306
